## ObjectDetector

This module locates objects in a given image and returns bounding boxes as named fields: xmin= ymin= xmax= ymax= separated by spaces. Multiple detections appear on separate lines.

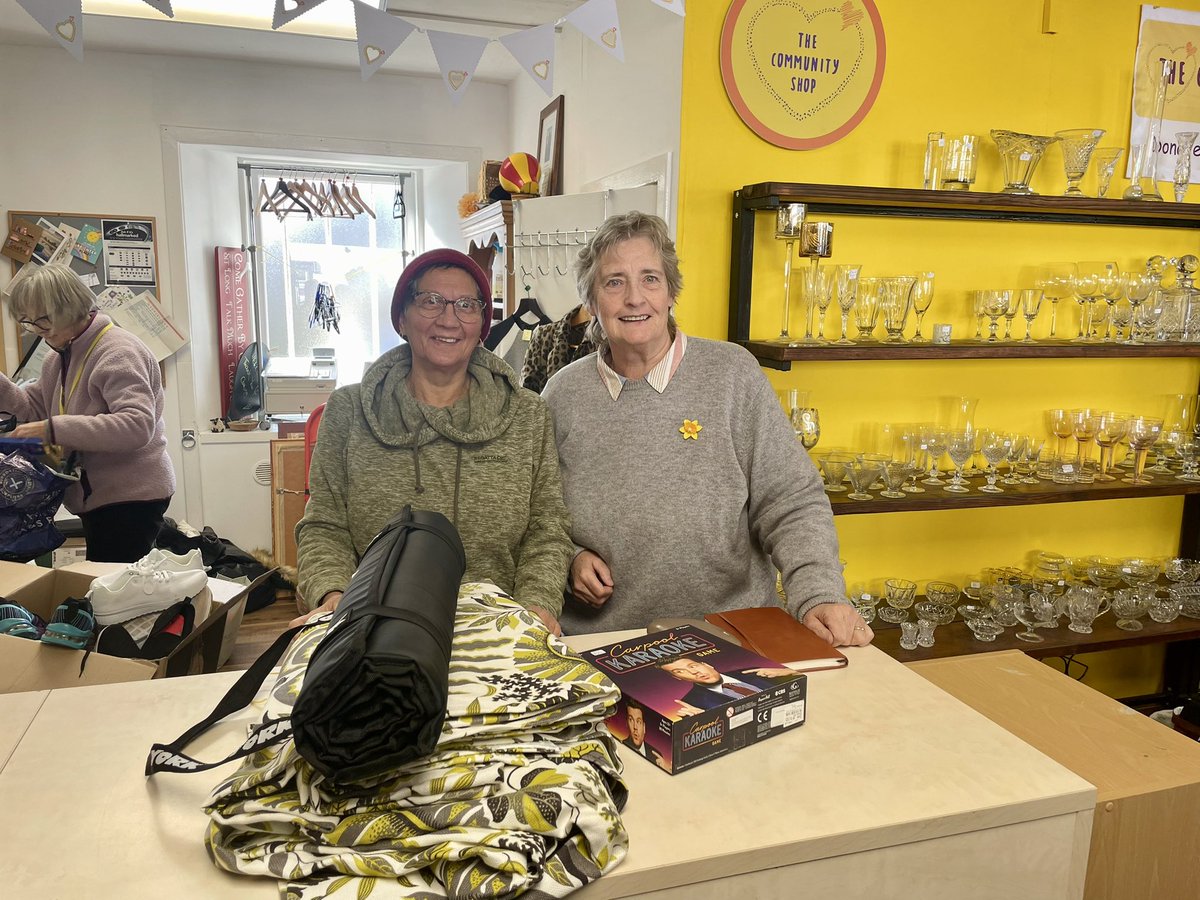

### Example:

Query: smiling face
xmin=659 ymin=657 xmax=721 ymax=685
xmin=593 ymin=235 xmax=673 ymax=364
xmin=626 ymin=704 xmax=646 ymax=746
xmin=398 ymin=266 xmax=482 ymax=379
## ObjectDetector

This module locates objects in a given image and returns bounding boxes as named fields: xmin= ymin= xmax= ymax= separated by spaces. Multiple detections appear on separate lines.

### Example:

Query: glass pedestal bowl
xmin=990 ymin=130 xmax=1059 ymax=195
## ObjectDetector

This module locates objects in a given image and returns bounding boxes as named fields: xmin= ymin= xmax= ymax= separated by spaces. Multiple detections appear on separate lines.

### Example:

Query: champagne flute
xmin=1034 ymin=262 xmax=1078 ymax=340
xmin=909 ymin=271 xmax=935 ymax=343
xmin=833 ymin=264 xmax=862 ymax=345
xmin=1019 ymin=288 xmax=1044 ymax=342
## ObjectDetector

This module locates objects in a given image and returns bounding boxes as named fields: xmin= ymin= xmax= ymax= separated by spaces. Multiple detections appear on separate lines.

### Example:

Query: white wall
xmin=507 ymin=0 xmax=684 ymax=202
xmin=0 ymin=43 xmax=512 ymax=534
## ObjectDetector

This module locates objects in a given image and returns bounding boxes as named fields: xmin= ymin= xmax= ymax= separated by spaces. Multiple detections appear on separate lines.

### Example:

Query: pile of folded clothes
xmin=0 ymin=548 xmax=209 ymax=658
xmin=205 ymin=583 xmax=630 ymax=899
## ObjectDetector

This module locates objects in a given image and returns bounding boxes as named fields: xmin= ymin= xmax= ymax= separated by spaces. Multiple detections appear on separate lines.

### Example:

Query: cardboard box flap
xmin=0 ymin=636 xmax=156 ymax=692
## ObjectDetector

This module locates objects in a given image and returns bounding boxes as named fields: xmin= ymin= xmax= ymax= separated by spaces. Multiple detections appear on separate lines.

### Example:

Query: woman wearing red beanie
xmin=295 ymin=249 xmax=572 ymax=633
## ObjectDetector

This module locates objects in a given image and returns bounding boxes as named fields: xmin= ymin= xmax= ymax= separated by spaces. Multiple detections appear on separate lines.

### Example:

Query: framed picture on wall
xmin=537 ymin=95 xmax=565 ymax=197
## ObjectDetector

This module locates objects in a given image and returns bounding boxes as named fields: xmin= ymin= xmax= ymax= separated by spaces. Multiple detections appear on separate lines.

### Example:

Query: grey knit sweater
xmin=295 ymin=345 xmax=573 ymax=614
xmin=543 ymin=336 xmax=846 ymax=634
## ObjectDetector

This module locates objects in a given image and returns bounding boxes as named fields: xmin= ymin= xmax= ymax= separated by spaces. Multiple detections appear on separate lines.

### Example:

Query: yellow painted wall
xmin=676 ymin=0 xmax=1200 ymax=698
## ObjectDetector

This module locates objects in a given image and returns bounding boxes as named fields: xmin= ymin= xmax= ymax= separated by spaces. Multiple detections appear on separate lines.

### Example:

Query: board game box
xmin=583 ymin=626 xmax=808 ymax=775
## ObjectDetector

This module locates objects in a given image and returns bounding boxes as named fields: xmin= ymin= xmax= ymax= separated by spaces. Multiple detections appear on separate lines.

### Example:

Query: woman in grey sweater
xmin=295 ymin=249 xmax=572 ymax=633
xmin=543 ymin=213 xmax=872 ymax=646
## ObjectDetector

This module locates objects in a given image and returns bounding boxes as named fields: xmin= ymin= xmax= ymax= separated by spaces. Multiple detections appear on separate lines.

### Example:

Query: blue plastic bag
xmin=0 ymin=438 xmax=79 ymax=563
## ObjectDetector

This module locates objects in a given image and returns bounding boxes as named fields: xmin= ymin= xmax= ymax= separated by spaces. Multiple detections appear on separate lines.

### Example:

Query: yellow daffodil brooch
xmin=679 ymin=419 xmax=702 ymax=440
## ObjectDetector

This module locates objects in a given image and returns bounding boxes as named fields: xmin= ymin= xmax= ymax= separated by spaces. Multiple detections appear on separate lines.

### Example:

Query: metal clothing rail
xmin=237 ymin=163 xmax=413 ymax=181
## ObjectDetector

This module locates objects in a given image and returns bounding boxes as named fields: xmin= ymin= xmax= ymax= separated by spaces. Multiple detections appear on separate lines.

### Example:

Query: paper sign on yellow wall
xmin=720 ymin=0 xmax=886 ymax=150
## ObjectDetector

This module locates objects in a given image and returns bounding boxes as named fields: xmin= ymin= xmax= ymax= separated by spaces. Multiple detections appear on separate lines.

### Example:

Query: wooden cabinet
xmin=909 ymin=651 xmax=1200 ymax=900
xmin=460 ymin=200 xmax=514 ymax=316
xmin=270 ymin=438 xmax=306 ymax=571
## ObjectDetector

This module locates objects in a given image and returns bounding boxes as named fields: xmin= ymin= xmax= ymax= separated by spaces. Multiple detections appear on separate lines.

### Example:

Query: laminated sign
xmin=720 ymin=0 xmax=886 ymax=149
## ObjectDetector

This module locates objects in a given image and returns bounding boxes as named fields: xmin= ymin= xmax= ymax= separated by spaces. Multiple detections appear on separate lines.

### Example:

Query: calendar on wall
xmin=4 ymin=211 xmax=162 ymax=374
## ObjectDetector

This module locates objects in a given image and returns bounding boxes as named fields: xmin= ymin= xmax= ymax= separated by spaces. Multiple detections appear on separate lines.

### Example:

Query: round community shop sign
xmin=720 ymin=0 xmax=886 ymax=150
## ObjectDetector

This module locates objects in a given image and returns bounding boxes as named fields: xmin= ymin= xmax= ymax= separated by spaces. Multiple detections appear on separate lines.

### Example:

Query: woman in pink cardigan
xmin=1 ymin=264 xmax=174 ymax=561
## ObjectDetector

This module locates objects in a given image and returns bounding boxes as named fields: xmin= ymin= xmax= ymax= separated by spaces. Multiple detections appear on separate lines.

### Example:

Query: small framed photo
xmin=537 ymin=95 xmax=565 ymax=197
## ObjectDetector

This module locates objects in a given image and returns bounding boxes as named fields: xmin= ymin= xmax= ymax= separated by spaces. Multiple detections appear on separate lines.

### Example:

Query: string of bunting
xmin=14 ymin=0 xmax=684 ymax=98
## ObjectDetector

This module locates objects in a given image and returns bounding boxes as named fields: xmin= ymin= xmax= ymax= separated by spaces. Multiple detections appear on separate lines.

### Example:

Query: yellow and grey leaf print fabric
xmin=205 ymin=584 xmax=628 ymax=899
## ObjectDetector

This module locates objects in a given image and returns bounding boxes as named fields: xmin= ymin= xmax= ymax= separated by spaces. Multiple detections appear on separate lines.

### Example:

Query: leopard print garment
xmin=521 ymin=305 xmax=597 ymax=393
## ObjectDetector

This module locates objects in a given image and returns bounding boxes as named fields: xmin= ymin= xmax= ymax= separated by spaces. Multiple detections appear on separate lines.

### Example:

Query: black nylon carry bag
xmin=145 ymin=506 xmax=464 ymax=783
xmin=291 ymin=505 xmax=464 ymax=783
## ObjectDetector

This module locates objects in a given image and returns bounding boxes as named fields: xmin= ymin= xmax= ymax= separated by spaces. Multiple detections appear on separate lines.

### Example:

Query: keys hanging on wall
xmin=309 ymin=281 xmax=341 ymax=334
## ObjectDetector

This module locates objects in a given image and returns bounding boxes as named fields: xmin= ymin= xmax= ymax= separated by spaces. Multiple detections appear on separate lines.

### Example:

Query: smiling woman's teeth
xmin=620 ymin=315 xmax=649 ymax=321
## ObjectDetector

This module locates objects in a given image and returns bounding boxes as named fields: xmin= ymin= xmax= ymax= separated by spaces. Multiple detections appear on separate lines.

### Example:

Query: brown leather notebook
xmin=704 ymin=607 xmax=848 ymax=672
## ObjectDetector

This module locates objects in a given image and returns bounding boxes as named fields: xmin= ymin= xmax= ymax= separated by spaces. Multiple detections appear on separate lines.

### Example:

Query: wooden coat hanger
xmin=346 ymin=176 xmax=376 ymax=219
xmin=267 ymin=177 xmax=313 ymax=220
xmin=258 ymin=181 xmax=284 ymax=220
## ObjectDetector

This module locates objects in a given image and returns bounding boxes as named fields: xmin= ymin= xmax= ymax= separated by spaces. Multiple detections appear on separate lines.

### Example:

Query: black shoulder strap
xmin=145 ymin=623 xmax=306 ymax=775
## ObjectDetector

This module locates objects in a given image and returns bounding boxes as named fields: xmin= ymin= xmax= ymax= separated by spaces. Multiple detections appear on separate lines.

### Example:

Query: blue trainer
xmin=0 ymin=602 xmax=46 ymax=640
xmin=40 ymin=598 xmax=96 ymax=650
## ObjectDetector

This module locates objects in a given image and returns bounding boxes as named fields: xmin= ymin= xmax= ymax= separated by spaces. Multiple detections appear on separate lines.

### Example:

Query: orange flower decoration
xmin=679 ymin=419 xmax=702 ymax=440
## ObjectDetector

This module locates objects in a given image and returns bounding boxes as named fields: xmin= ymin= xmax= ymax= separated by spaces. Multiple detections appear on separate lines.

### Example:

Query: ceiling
xmin=0 ymin=0 xmax=585 ymax=83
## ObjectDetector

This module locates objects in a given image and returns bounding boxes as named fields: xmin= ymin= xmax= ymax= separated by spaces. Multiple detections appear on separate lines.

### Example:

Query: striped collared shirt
xmin=596 ymin=330 xmax=688 ymax=400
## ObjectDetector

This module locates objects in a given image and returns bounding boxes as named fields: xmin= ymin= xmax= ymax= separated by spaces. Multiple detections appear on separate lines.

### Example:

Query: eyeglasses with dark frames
xmin=411 ymin=291 xmax=485 ymax=323
xmin=17 ymin=315 xmax=52 ymax=334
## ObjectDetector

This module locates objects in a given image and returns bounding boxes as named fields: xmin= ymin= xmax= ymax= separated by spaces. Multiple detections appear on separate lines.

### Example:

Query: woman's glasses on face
xmin=17 ymin=315 xmax=51 ymax=334
xmin=412 ymin=292 xmax=484 ymax=323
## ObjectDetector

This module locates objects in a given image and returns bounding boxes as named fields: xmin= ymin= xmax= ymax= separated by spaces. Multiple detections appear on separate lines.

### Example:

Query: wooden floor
xmin=220 ymin=592 xmax=299 ymax=672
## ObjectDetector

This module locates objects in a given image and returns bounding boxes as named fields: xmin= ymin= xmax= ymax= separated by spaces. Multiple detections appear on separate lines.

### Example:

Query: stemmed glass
xmin=1123 ymin=416 xmax=1164 ymax=485
xmin=1072 ymin=264 xmax=1105 ymax=342
xmin=1046 ymin=408 xmax=1074 ymax=458
xmin=854 ymin=277 xmax=882 ymax=342
xmin=1174 ymin=131 xmax=1198 ymax=202
xmin=1054 ymin=128 xmax=1105 ymax=197
xmin=1019 ymin=288 xmax=1043 ymax=341
xmin=1150 ymin=393 xmax=1197 ymax=475
xmin=944 ymin=431 xmax=974 ymax=493
xmin=1002 ymin=289 xmax=1021 ymax=340
xmin=1034 ymin=262 xmax=1078 ymax=340
xmin=1099 ymin=266 xmax=1124 ymax=341
xmin=971 ymin=290 xmax=987 ymax=340
xmin=792 ymin=406 xmax=821 ymax=452
xmin=1124 ymin=274 xmax=1156 ymax=344
xmin=818 ymin=451 xmax=853 ymax=493
xmin=1003 ymin=433 xmax=1027 ymax=485
xmin=979 ymin=430 xmax=1012 ymax=493
xmin=1070 ymin=408 xmax=1099 ymax=483
xmin=880 ymin=276 xmax=915 ymax=342
xmin=800 ymin=265 xmax=831 ymax=346
xmin=833 ymin=264 xmax=862 ymax=345
xmin=1093 ymin=412 xmax=1129 ymax=482
xmin=846 ymin=456 xmax=882 ymax=501
xmin=1093 ymin=147 xmax=1124 ymax=198
xmin=982 ymin=290 xmax=1009 ymax=342
xmin=1017 ymin=434 xmax=1045 ymax=484
xmin=909 ymin=272 xmax=935 ymax=343
xmin=772 ymin=204 xmax=805 ymax=345
xmin=1132 ymin=289 xmax=1166 ymax=343
xmin=1109 ymin=296 xmax=1133 ymax=343
xmin=921 ymin=425 xmax=948 ymax=485
xmin=901 ymin=429 xmax=927 ymax=493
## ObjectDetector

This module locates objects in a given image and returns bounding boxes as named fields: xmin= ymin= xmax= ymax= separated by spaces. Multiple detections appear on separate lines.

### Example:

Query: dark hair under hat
xmin=390 ymin=248 xmax=493 ymax=343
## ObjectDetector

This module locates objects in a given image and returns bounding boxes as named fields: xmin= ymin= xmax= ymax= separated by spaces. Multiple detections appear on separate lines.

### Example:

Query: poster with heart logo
xmin=720 ymin=0 xmax=885 ymax=150
xmin=1129 ymin=6 xmax=1200 ymax=191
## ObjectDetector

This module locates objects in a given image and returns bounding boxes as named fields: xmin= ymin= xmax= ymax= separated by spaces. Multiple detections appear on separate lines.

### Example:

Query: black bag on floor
xmin=146 ymin=507 xmax=464 ymax=782
xmin=291 ymin=506 xmax=464 ymax=782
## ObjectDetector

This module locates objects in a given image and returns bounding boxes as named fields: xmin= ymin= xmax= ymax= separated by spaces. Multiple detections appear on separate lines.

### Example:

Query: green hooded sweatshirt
xmin=295 ymin=344 xmax=573 ymax=615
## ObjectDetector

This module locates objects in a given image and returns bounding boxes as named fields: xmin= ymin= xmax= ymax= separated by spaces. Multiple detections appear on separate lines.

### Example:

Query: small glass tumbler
xmin=916 ymin=619 xmax=937 ymax=648
xmin=899 ymin=620 xmax=920 ymax=650
xmin=923 ymin=132 xmax=946 ymax=189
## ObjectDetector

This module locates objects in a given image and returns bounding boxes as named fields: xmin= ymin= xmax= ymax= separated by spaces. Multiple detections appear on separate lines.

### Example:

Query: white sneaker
xmin=87 ymin=565 xmax=208 ymax=625
xmin=135 ymin=548 xmax=204 ymax=573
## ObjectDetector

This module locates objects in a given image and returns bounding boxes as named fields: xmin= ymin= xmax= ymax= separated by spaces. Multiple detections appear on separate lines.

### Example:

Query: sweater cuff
xmin=791 ymin=595 xmax=851 ymax=622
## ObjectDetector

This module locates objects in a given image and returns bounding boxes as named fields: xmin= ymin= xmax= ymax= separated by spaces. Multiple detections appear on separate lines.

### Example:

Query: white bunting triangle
xmin=16 ymin=0 xmax=83 ymax=61
xmin=272 ymin=0 xmax=333 ymax=31
xmin=498 ymin=23 xmax=556 ymax=98
xmin=649 ymin=0 xmax=685 ymax=16
xmin=426 ymin=30 xmax=490 ymax=104
xmin=565 ymin=0 xmax=625 ymax=63
xmin=138 ymin=0 xmax=174 ymax=16
xmin=352 ymin=0 xmax=416 ymax=81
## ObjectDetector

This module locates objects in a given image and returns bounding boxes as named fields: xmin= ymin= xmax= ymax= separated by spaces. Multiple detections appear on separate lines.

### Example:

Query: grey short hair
xmin=575 ymin=212 xmax=683 ymax=351
xmin=8 ymin=264 xmax=96 ymax=329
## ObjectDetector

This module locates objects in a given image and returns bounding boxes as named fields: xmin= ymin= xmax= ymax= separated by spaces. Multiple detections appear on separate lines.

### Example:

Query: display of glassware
xmin=1054 ymin=128 xmax=1105 ymax=197
xmin=991 ymin=129 xmax=1058 ymax=195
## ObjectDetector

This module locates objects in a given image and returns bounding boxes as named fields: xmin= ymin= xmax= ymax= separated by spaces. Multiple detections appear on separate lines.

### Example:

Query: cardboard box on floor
xmin=0 ymin=561 xmax=273 ymax=694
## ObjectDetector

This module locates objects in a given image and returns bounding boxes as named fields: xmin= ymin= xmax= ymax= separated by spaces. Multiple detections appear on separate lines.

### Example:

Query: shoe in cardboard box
xmin=0 ymin=561 xmax=272 ymax=693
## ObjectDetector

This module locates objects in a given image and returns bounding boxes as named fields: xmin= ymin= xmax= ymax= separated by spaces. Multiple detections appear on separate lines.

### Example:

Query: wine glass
xmin=971 ymin=290 xmax=987 ymax=340
xmin=1093 ymin=411 xmax=1129 ymax=482
xmin=1034 ymin=262 xmax=1078 ymax=340
xmin=1150 ymin=393 xmax=1197 ymax=475
xmin=846 ymin=456 xmax=882 ymax=501
xmin=819 ymin=451 xmax=853 ymax=493
xmin=1110 ymin=296 xmax=1133 ymax=343
xmin=853 ymin=277 xmax=882 ymax=342
xmin=1099 ymin=264 xmax=1124 ymax=341
xmin=1132 ymin=289 xmax=1166 ymax=344
xmin=901 ymin=428 xmax=927 ymax=493
xmin=1123 ymin=274 xmax=1157 ymax=344
xmin=1046 ymin=408 xmax=1074 ymax=458
xmin=1072 ymin=264 xmax=1104 ymax=342
xmin=792 ymin=406 xmax=821 ymax=452
xmin=1123 ymin=416 xmax=1164 ymax=485
xmin=982 ymin=290 xmax=1009 ymax=342
xmin=921 ymin=425 xmax=949 ymax=485
xmin=1070 ymin=408 xmax=1099 ymax=483
xmin=944 ymin=431 xmax=974 ymax=493
xmin=1002 ymin=288 xmax=1021 ymax=341
xmin=979 ymin=430 xmax=1012 ymax=493
xmin=800 ymin=264 xmax=831 ymax=346
xmin=880 ymin=276 xmax=915 ymax=343
xmin=909 ymin=271 xmax=935 ymax=343
xmin=833 ymin=264 xmax=862 ymax=345
xmin=1093 ymin=147 xmax=1123 ymax=198
xmin=1019 ymin=288 xmax=1043 ymax=342
xmin=1055 ymin=128 xmax=1105 ymax=197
